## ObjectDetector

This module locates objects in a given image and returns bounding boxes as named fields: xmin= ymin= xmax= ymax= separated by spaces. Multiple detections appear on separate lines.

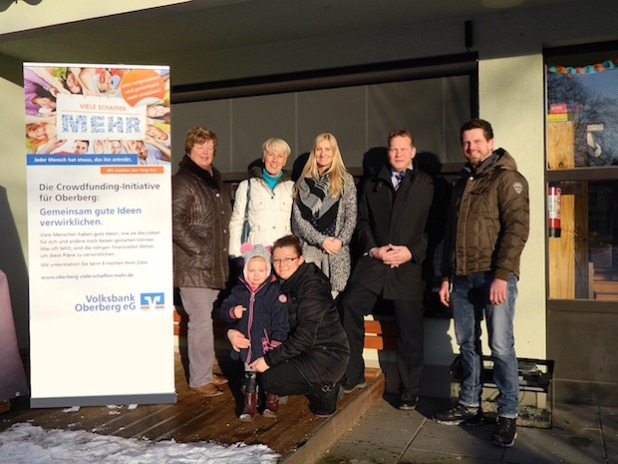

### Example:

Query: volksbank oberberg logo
xmin=140 ymin=292 xmax=165 ymax=310
xmin=74 ymin=292 xmax=165 ymax=312
xmin=75 ymin=293 xmax=136 ymax=312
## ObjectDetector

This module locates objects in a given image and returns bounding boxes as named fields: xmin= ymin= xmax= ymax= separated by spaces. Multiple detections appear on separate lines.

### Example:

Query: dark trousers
xmin=261 ymin=360 xmax=316 ymax=396
xmin=340 ymin=282 xmax=425 ymax=395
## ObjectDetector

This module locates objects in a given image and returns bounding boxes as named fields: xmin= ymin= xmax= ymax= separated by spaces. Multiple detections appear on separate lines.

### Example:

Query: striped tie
xmin=395 ymin=173 xmax=404 ymax=191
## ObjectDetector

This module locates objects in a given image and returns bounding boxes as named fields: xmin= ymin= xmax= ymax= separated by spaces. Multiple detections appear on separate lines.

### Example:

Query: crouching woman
xmin=228 ymin=234 xmax=350 ymax=416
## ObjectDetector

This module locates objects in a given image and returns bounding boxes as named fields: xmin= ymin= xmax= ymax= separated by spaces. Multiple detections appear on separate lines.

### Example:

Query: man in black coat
xmin=340 ymin=129 xmax=434 ymax=410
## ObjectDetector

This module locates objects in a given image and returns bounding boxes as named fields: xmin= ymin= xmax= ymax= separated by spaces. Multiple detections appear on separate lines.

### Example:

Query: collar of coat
xmin=239 ymin=272 xmax=277 ymax=294
xmin=377 ymin=163 xmax=415 ymax=189
xmin=248 ymin=164 xmax=291 ymax=185
xmin=178 ymin=154 xmax=223 ymax=190
xmin=280 ymin=261 xmax=327 ymax=293
xmin=467 ymin=148 xmax=514 ymax=177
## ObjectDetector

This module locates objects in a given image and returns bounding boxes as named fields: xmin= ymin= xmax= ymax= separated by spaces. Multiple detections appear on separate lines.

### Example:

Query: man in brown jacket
xmin=435 ymin=119 xmax=529 ymax=448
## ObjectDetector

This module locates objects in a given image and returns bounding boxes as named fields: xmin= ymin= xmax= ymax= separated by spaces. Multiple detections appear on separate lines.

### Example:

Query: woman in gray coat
xmin=173 ymin=127 xmax=231 ymax=397
xmin=292 ymin=133 xmax=357 ymax=296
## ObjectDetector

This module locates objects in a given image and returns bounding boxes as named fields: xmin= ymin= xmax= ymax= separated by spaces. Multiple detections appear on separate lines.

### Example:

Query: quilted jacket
xmin=441 ymin=148 xmax=529 ymax=280
xmin=172 ymin=155 xmax=231 ymax=289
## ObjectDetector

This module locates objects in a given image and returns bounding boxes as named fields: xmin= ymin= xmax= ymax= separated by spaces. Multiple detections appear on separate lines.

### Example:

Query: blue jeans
xmin=451 ymin=272 xmax=519 ymax=418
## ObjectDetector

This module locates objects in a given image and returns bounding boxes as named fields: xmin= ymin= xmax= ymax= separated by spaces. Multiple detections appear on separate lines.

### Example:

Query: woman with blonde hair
xmin=292 ymin=133 xmax=357 ymax=296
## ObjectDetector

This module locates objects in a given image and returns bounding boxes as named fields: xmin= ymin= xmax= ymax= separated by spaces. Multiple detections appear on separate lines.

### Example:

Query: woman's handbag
xmin=240 ymin=179 xmax=251 ymax=244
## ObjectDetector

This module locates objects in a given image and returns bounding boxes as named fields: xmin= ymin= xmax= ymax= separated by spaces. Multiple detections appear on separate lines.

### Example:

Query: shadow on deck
xmin=0 ymin=351 xmax=384 ymax=463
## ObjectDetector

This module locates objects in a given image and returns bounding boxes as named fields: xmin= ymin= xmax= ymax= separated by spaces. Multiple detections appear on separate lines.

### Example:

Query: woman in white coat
xmin=229 ymin=138 xmax=294 ymax=258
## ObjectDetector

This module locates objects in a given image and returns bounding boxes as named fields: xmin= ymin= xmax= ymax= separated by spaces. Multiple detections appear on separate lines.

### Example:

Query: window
xmin=546 ymin=43 xmax=618 ymax=300
xmin=171 ymin=55 xmax=477 ymax=173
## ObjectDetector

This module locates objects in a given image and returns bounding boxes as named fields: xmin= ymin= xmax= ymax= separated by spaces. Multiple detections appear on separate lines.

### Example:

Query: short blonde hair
xmin=262 ymin=138 xmax=291 ymax=160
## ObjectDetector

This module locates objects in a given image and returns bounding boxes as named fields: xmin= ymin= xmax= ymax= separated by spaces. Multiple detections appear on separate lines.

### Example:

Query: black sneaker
xmin=434 ymin=403 xmax=482 ymax=425
xmin=398 ymin=392 xmax=418 ymax=411
xmin=341 ymin=376 xmax=367 ymax=393
xmin=491 ymin=416 xmax=517 ymax=447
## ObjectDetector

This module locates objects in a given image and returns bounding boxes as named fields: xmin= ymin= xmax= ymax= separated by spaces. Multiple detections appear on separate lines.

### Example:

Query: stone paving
xmin=317 ymin=396 xmax=617 ymax=464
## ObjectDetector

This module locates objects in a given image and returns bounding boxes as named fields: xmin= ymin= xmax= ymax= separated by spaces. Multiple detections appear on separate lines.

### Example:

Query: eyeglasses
xmin=272 ymin=257 xmax=298 ymax=265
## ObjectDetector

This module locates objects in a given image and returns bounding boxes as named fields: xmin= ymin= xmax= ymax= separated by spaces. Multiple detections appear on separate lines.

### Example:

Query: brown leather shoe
xmin=212 ymin=373 xmax=228 ymax=386
xmin=0 ymin=400 xmax=10 ymax=414
xmin=263 ymin=392 xmax=278 ymax=418
xmin=191 ymin=383 xmax=223 ymax=397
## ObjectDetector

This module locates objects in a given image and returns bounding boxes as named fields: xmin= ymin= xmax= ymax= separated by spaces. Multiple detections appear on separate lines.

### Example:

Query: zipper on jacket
xmin=246 ymin=291 xmax=255 ymax=362
xmin=242 ymin=277 xmax=270 ymax=363
xmin=488 ymin=227 xmax=496 ymax=251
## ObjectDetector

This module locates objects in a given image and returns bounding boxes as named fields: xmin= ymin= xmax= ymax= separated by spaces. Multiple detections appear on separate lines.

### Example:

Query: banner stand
xmin=25 ymin=63 xmax=175 ymax=408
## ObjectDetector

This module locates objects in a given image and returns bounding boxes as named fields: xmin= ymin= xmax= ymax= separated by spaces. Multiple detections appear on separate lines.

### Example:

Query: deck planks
xmin=0 ymin=351 xmax=384 ymax=462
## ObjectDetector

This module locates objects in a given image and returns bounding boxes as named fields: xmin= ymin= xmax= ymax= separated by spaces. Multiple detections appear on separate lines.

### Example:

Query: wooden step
xmin=280 ymin=367 xmax=384 ymax=464
xmin=0 ymin=352 xmax=384 ymax=461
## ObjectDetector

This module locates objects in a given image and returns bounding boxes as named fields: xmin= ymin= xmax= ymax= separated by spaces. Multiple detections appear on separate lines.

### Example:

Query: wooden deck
xmin=0 ymin=350 xmax=384 ymax=463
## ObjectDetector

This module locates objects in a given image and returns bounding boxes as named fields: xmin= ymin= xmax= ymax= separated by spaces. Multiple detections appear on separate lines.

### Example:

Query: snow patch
xmin=0 ymin=423 xmax=278 ymax=463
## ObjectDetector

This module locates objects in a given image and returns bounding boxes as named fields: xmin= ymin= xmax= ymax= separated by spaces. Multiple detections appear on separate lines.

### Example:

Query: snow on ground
xmin=0 ymin=422 xmax=278 ymax=464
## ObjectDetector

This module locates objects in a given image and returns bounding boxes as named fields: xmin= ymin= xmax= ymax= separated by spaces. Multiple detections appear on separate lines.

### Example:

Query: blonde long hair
xmin=296 ymin=133 xmax=347 ymax=198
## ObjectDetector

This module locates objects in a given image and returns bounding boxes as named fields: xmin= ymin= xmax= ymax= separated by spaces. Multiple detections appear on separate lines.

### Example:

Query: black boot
xmin=239 ymin=371 xmax=257 ymax=422
xmin=309 ymin=382 xmax=340 ymax=417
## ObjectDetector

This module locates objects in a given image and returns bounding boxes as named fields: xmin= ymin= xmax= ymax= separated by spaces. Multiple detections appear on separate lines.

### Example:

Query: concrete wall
xmin=476 ymin=54 xmax=547 ymax=358
xmin=0 ymin=76 xmax=30 ymax=350
xmin=0 ymin=0 xmax=189 ymax=34
xmin=0 ymin=0 xmax=186 ymax=350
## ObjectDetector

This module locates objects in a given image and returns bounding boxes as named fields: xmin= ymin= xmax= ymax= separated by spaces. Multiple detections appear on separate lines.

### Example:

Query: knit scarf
xmin=296 ymin=174 xmax=339 ymax=236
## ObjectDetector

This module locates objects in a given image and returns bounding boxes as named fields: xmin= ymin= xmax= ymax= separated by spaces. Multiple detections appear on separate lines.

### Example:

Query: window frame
xmin=545 ymin=41 xmax=618 ymax=308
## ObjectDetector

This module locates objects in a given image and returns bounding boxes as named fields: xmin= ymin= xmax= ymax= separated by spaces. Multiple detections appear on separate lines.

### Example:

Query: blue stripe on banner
xmin=27 ymin=154 xmax=138 ymax=166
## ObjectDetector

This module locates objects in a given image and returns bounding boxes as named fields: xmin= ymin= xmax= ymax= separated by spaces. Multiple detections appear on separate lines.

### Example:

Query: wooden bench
xmin=362 ymin=316 xmax=396 ymax=351
xmin=174 ymin=308 xmax=397 ymax=353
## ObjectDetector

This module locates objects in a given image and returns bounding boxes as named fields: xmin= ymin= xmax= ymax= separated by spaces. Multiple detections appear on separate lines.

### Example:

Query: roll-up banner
xmin=24 ymin=63 xmax=175 ymax=407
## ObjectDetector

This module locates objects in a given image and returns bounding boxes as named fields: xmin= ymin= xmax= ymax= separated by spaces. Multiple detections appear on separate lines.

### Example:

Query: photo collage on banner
xmin=25 ymin=64 xmax=175 ymax=407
